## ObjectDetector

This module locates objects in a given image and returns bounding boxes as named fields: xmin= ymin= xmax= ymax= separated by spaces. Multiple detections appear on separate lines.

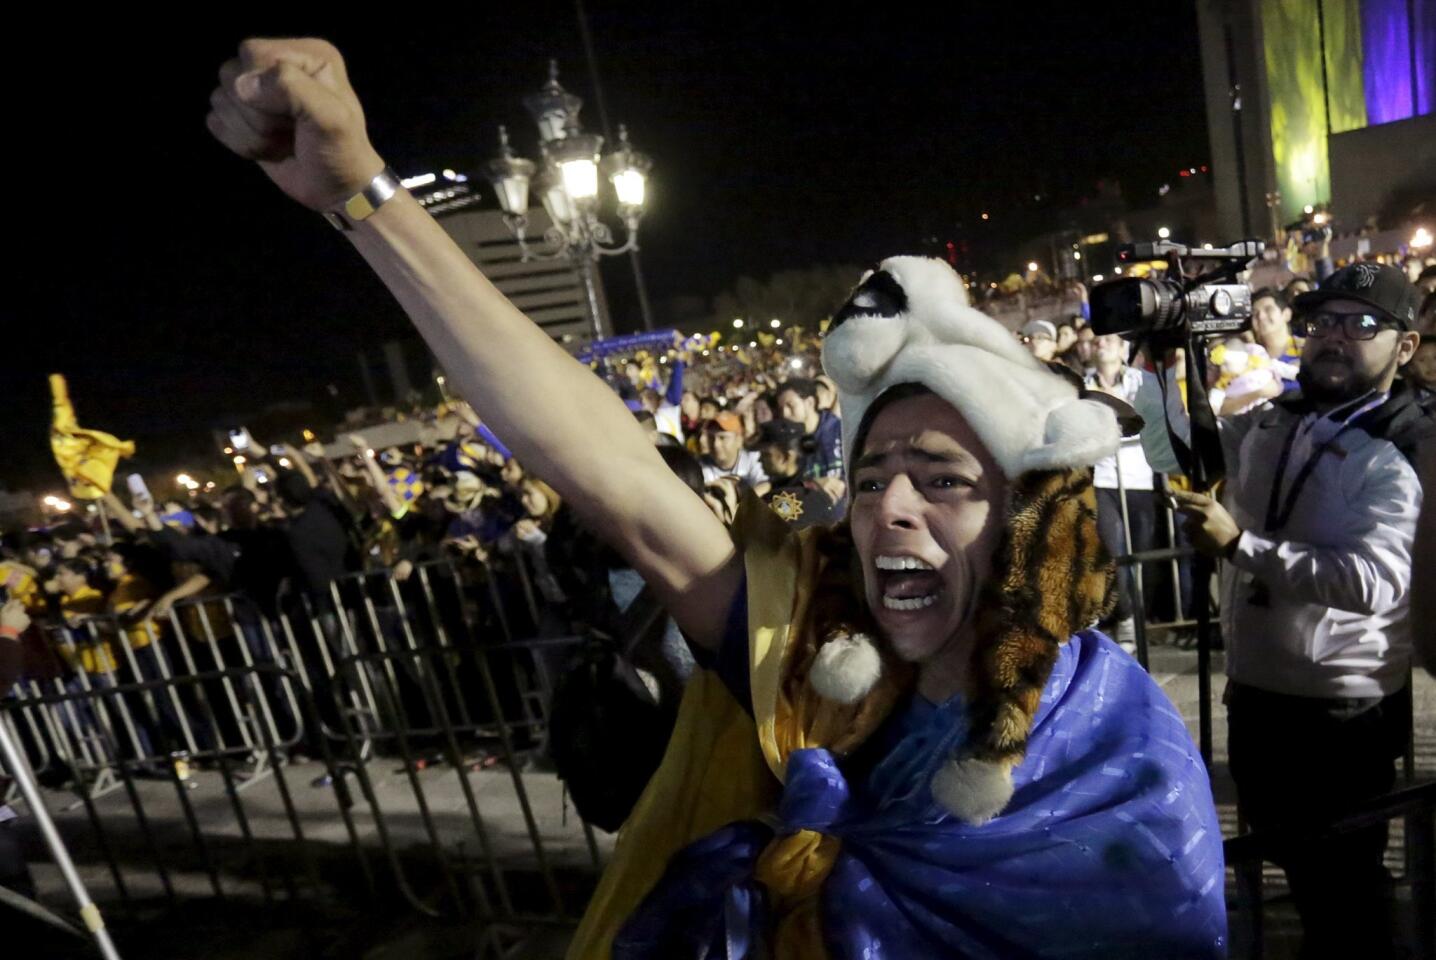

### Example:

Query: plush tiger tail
xmin=932 ymin=467 xmax=1117 ymax=824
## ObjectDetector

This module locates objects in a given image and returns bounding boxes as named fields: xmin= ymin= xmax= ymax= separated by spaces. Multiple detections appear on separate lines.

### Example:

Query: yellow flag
xmin=49 ymin=374 xmax=135 ymax=500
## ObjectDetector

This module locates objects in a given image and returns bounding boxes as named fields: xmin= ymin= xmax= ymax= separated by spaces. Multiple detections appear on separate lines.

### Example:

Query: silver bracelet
xmin=323 ymin=166 xmax=403 ymax=231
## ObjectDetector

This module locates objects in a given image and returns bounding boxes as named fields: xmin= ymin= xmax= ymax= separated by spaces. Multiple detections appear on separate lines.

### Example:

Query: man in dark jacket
xmin=274 ymin=472 xmax=358 ymax=608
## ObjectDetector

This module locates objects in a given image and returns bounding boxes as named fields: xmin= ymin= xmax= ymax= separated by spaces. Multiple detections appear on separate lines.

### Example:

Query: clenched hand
xmin=206 ymin=38 xmax=386 ymax=211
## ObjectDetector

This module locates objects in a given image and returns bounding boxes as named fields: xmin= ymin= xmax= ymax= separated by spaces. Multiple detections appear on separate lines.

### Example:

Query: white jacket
xmin=1218 ymin=387 xmax=1431 ymax=698
xmin=1088 ymin=365 xmax=1189 ymax=491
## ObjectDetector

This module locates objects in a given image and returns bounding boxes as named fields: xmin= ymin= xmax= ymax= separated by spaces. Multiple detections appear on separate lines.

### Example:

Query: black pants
xmin=1095 ymin=487 xmax=1157 ymax=623
xmin=1227 ymin=680 xmax=1410 ymax=959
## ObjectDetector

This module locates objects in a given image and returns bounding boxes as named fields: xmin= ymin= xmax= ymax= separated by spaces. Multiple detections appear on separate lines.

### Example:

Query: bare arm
xmin=206 ymin=39 xmax=740 ymax=648
xmin=345 ymin=435 xmax=408 ymax=519
xmin=101 ymin=491 xmax=144 ymax=535
xmin=280 ymin=443 xmax=319 ymax=488
xmin=1218 ymin=378 xmax=1282 ymax=417
xmin=345 ymin=196 xmax=739 ymax=644
xmin=152 ymin=573 xmax=212 ymax=619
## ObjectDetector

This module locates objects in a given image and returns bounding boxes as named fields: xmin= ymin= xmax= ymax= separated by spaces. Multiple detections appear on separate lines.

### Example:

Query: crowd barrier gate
xmin=2 ymin=529 xmax=1430 ymax=957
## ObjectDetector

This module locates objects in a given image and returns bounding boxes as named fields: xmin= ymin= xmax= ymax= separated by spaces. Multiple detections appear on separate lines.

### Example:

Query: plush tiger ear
xmin=933 ymin=468 xmax=1115 ymax=824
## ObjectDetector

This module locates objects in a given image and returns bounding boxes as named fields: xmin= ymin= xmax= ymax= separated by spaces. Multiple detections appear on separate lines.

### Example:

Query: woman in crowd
xmin=207 ymin=39 xmax=1224 ymax=958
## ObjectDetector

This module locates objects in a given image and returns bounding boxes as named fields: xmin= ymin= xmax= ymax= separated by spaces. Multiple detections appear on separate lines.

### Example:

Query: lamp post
xmin=484 ymin=61 xmax=653 ymax=342
xmin=1265 ymin=190 xmax=1283 ymax=246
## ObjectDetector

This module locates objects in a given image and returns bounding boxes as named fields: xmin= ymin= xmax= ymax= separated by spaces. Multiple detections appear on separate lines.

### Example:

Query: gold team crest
xmin=770 ymin=489 xmax=804 ymax=523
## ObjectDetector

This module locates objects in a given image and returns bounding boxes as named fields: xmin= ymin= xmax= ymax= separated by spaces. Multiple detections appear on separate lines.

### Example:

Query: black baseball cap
xmin=758 ymin=419 xmax=805 ymax=446
xmin=1292 ymin=262 xmax=1420 ymax=329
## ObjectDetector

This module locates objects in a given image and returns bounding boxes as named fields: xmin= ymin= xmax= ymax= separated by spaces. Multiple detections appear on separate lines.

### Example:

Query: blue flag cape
xmin=611 ymin=631 xmax=1226 ymax=959
xmin=566 ymin=500 xmax=1226 ymax=959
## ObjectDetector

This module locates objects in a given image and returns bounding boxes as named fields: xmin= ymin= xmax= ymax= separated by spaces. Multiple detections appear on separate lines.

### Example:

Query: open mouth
xmin=874 ymin=554 xmax=942 ymax=612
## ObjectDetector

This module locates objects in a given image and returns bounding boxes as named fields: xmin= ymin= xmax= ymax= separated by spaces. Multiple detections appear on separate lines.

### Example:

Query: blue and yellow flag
xmin=49 ymin=374 xmax=135 ymax=500
xmin=387 ymin=466 xmax=425 ymax=511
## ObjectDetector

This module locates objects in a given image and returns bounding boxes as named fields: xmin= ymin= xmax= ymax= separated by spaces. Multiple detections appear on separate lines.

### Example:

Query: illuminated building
xmin=1197 ymin=0 xmax=1435 ymax=238
xmin=407 ymin=170 xmax=607 ymax=345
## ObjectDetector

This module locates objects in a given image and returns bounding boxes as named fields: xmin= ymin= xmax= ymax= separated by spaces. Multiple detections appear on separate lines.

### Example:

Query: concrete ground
xmin=9 ymin=634 xmax=1434 ymax=959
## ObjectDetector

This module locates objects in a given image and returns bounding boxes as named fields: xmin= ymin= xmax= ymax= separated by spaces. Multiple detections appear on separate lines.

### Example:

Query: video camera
xmin=1089 ymin=238 xmax=1264 ymax=492
xmin=1089 ymin=240 xmax=1264 ymax=343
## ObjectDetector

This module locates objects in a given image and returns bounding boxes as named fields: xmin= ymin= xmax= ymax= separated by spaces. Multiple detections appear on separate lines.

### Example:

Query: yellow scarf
xmin=567 ymin=497 xmax=908 ymax=959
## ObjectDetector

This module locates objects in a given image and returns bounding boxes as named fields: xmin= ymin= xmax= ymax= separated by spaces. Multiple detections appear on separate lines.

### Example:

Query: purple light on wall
xmin=1417 ymin=0 xmax=1436 ymax=115
xmin=1362 ymin=0 xmax=1415 ymax=124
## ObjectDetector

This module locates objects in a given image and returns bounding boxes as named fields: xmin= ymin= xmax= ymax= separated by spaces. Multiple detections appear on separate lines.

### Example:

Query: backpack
xmin=547 ymin=586 xmax=678 ymax=832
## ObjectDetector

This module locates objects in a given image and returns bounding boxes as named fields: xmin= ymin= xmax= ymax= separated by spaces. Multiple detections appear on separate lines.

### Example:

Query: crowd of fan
xmin=0 ymin=248 xmax=1432 ymax=960
xmin=0 ymin=333 xmax=861 ymax=780
xmin=1 ymin=259 xmax=1433 ymax=771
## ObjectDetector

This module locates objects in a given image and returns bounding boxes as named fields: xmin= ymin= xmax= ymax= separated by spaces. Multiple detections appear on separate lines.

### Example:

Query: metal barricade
xmin=0 ymin=554 xmax=615 ymax=955
xmin=4 ymin=529 xmax=1430 ymax=957
xmin=305 ymin=557 xmax=606 ymax=932
xmin=1 ymin=648 xmax=378 ymax=955
xmin=1225 ymin=782 xmax=1436 ymax=959
xmin=3 ymin=596 xmax=309 ymax=808
xmin=0 ymin=713 xmax=122 ymax=958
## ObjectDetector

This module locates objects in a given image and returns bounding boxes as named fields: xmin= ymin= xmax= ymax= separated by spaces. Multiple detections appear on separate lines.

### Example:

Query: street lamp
xmin=484 ymin=61 xmax=653 ymax=341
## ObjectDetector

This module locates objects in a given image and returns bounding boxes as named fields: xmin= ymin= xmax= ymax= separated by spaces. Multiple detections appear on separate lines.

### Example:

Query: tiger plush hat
xmin=808 ymin=255 xmax=1122 ymax=825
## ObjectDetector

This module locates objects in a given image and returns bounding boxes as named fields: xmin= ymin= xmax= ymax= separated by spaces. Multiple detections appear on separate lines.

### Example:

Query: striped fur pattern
xmin=966 ymin=467 xmax=1117 ymax=771
xmin=793 ymin=468 xmax=1112 ymax=822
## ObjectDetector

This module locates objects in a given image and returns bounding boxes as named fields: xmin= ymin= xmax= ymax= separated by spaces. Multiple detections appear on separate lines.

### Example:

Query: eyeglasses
xmin=1292 ymin=310 xmax=1400 ymax=341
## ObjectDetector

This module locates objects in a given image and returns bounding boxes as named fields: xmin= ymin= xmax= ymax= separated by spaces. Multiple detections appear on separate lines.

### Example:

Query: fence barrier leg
xmin=1410 ymin=809 xmax=1435 ymax=960
xmin=0 ymin=710 xmax=124 ymax=960
xmin=1235 ymin=855 xmax=1264 ymax=960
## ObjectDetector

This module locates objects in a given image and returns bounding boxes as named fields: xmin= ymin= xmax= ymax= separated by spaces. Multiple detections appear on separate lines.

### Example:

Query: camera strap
xmin=1154 ymin=334 xmax=1226 ymax=489
xmin=1263 ymin=418 xmax=1354 ymax=533
xmin=1263 ymin=391 xmax=1385 ymax=533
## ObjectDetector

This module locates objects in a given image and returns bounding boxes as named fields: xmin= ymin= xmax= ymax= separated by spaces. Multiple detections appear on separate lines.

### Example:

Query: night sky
xmin=8 ymin=4 xmax=1208 ymax=492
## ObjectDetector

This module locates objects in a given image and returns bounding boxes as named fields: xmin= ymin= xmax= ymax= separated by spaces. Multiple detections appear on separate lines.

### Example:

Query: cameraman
xmin=1168 ymin=262 xmax=1430 ymax=957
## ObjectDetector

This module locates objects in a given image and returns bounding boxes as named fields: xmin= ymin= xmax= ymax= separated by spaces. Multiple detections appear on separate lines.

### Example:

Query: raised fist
xmin=207 ymin=38 xmax=387 ymax=212
xmin=2 ymin=599 xmax=31 ymax=635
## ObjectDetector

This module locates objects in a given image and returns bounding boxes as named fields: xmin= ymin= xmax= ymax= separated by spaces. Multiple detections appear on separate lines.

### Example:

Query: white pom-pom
xmin=931 ymin=756 xmax=1014 ymax=825
xmin=809 ymin=632 xmax=882 ymax=704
